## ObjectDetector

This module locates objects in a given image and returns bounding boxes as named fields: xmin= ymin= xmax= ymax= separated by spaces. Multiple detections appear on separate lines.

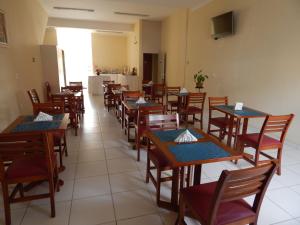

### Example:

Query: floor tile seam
xmin=67 ymin=145 xmax=80 ymax=225
xmin=265 ymin=195 xmax=296 ymax=219
xmin=101 ymin=131 xmax=118 ymax=222
xmin=18 ymin=204 xmax=29 ymax=225
xmin=270 ymin=218 xmax=300 ymax=224
xmin=115 ymin=212 xmax=165 ymax=224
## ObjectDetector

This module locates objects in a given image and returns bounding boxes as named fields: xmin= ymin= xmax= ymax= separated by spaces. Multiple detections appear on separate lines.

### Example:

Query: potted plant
xmin=193 ymin=70 xmax=208 ymax=88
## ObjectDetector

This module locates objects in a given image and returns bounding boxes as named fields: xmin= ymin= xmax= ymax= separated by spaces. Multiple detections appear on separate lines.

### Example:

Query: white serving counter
xmin=88 ymin=74 xmax=139 ymax=95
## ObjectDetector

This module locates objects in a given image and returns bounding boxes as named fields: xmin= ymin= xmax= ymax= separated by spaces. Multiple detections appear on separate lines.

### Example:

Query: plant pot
xmin=195 ymin=82 xmax=203 ymax=88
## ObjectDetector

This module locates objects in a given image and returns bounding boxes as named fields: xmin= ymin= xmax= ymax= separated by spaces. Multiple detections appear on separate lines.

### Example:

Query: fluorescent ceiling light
xmin=114 ymin=12 xmax=149 ymax=17
xmin=53 ymin=7 xmax=95 ymax=12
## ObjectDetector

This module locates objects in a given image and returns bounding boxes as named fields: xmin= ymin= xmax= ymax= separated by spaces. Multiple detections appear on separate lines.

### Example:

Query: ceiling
xmin=40 ymin=0 xmax=208 ymax=24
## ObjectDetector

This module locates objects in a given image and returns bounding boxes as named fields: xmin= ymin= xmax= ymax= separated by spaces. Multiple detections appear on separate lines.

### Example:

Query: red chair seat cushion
xmin=6 ymin=155 xmax=51 ymax=180
xmin=182 ymin=182 xmax=255 ymax=225
xmin=149 ymin=148 xmax=170 ymax=168
xmin=238 ymin=133 xmax=281 ymax=148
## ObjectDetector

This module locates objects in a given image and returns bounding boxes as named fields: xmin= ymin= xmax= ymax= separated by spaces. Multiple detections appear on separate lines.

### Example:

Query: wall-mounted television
xmin=211 ymin=11 xmax=234 ymax=40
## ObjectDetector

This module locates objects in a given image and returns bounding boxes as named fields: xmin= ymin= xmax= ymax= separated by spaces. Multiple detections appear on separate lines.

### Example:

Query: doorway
xmin=143 ymin=53 xmax=161 ymax=83
xmin=56 ymin=28 xmax=93 ymax=87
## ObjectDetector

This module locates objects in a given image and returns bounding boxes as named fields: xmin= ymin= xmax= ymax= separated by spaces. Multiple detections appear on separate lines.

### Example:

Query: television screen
xmin=211 ymin=11 xmax=234 ymax=40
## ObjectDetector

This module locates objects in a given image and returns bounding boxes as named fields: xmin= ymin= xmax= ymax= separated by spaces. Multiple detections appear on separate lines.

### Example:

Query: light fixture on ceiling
xmin=114 ymin=12 xmax=149 ymax=17
xmin=53 ymin=7 xmax=95 ymax=12
xmin=96 ymin=30 xmax=124 ymax=34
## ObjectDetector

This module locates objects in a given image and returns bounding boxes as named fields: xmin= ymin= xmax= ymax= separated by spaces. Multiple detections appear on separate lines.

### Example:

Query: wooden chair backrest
xmin=259 ymin=114 xmax=294 ymax=145
xmin=166 ymin=86 xmax=180 ymax=102
xmin=0 ymin=132 xmax=55 ymax=180
xmin=51 ymin=94 xmax=76 ymax=114
xmin=33 ymin=102 xmax=64 ymax=115
xmin=187 ymin=92 xmax=206 ymax=108
xmin=208 ymin=96 xmax=228 ymax=118
xmin=45 ymin=82 xmax=52 ymax=102
xmin=27 ymin=89 xmax=40 ymax=105
xmin=209 ymin=163 xmax=277 ymax=224
xmin=122 ymin=91 xmax=142 ymax=101
xmin=146 ymin=113 xmax=179 ymax=131
xmin=137 ymin=105 xmax=165 ymax=128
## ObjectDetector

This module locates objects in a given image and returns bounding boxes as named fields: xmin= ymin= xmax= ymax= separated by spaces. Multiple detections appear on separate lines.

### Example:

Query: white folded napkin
xmin=121 ymin=86 xmax=128 ymax=91
xmin=148 ymin=81 xmax=153 ymax=85
xmin=174 ymin=129 xmax=197 ymax=143
xmin=34 ymin=112 xmax=53 ymax=121
xmin=136 ymin=97 xmax=147 ymax=104
xmin=180 ymin=88 xmax=188 ymax=93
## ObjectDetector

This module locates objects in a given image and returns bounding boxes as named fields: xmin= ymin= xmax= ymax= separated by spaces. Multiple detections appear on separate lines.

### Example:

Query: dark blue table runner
xmin=168 ymin=142 xmax=230 ymax=162
xmin=153 ymin=129 xmax=203 ymax=142
xmin=215 ymin=105 xmax=266 ymax=117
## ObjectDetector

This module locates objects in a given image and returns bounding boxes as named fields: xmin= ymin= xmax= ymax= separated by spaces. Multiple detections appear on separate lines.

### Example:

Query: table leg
xmin=121 ymin=104 xmax=124 ymax=129
xmin=171 ymin=168 xmax=179 ymax=209
xmin=242 ymin=118 xmax=249 ymax=135
xmin=193 ymin=165 xmax=202 ymax=185
xmin=233 ymin=118 xmax=241 ymax=148
xmin=226 ymin=115 xmax=234 ymax=147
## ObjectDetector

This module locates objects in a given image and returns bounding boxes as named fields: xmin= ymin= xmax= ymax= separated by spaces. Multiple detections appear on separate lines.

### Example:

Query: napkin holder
xmin=180 ymin=88 xmax=188 ymax=94
xmin=136 ymin=97 xmax=147 ymax=104
xmin=234 ymin=102 xmax=244 ymax=111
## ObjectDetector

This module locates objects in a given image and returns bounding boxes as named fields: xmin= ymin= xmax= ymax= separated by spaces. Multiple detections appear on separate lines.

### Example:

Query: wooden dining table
xmin=121 ymin=100 xmax=160 ymax=129
xmin=211 ymin=105 xmax=268 ymax=147
xmin=2 ymin=113 xmax=70 ymax=187
xmin=145 ymin=128 xmax=242 ymax=211
xmin=2 ymin=113 xmax=69 ymax=134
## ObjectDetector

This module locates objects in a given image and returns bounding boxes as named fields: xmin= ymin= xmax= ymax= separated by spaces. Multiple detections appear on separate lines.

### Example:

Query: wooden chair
xmin=104 ymin=83 xmax=121 ymax=111
xmin=122 ymin=91 xmax=143 ymax=141
xmin=207 ymin=97 xmax=237 ymax=141
xmin=166 ymin=86 xmax=180 ymax=113
xmin=114 ymin=85 xmax=130 ymax=121
xmin=0 ymin=132 xmax=60 ymax=225
xmin=176 ymin=163 xmax=278 ymax=225
xmin=151 ymin=83 xmax=165 ymax=105
xmin=51 ymin=94 xmax=79 ymax=136
xmin=32 ymin=102 xmax=68 ymax=169
xmin=45 ymin=82 xmax=52 ymax=102
xmin=179 ymin=92 xmax=206 ymax=129
xmin=236 ymin=114 xmax=294 ymax=175
xmin=145 ymin=113 xmax=182 ymax=206
xmin=134 ymin=105 xmax=165 ymax=161
xmin=61 ymin=86 xmax=85 ymax=115
xmin=27 ymin=89 xmax=40 ymax=105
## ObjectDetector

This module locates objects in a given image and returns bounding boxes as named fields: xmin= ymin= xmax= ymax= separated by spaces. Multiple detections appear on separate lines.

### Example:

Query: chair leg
xmin=146 ymin=152 xmax=150 ymax=183
xmin=63 ymin=134 xmax=68 ymax=157
xmin=176 ymin=194 xmax=186 ymax=225
xmin=156 ymin=168 xmax=161 ymax=205
xmin=276 ymin=148 xmax=282 ymax=175
xmin=49 ymin=175 xmax=56 ymax=218
xmin=135 ymin=131 xmax=140 ymax=161
xmin=1 ymin=182 xmax=11 ymax=225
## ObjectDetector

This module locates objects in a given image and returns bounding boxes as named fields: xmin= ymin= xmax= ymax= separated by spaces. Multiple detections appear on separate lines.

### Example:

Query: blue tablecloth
xmin=24 ymin=114 xmax=64 ymax=122
xmin=12 ymin=121 xmax=61 ymax=132
xmin=153 ymin=129 xmax=203 ymax=142
xmin=215 ymin=105 xmax=266 ymax=117
xmin=126 ymin=101 xmax=159 ymax=109
xmin=169 ymin=141 xmax=230 ymax=162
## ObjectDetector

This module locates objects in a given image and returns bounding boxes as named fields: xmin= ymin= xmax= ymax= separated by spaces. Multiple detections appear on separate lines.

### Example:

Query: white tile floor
xmin=1 ymin=93 xmax=300 ymax=225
